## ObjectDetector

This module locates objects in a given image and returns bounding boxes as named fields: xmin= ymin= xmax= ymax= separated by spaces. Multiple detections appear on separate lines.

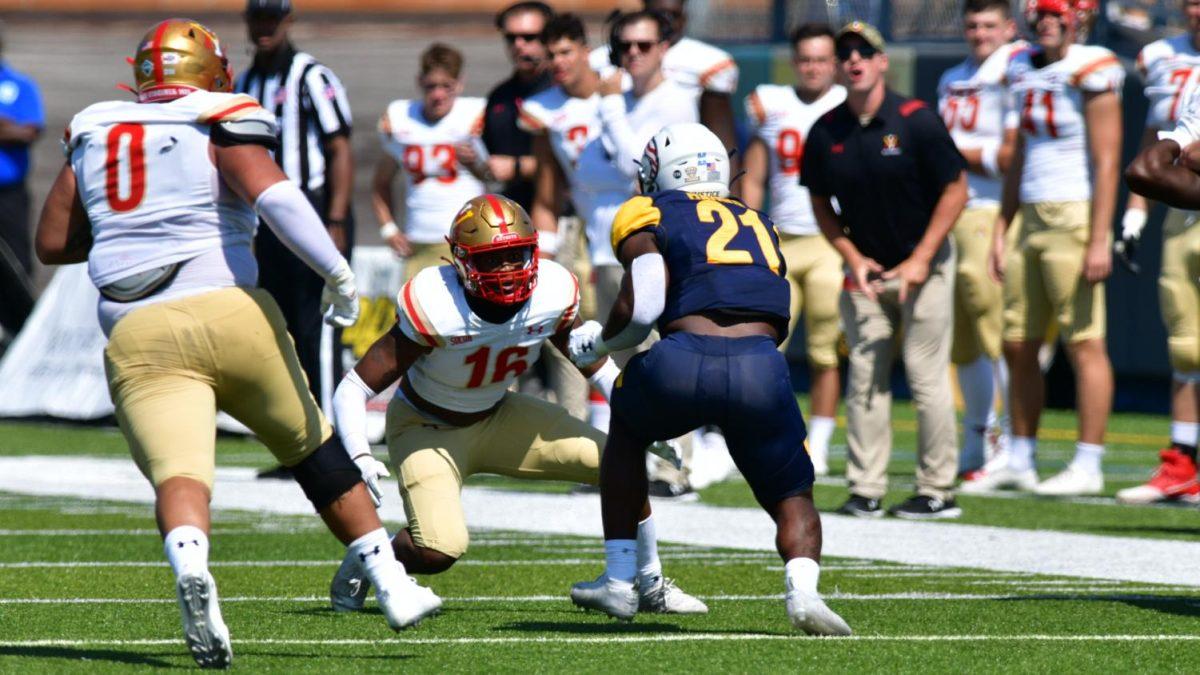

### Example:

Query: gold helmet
xmin=447 ymin=194 xmax=539 ymax=305
xmin=132 ymin=19 xmax=233 ymax=103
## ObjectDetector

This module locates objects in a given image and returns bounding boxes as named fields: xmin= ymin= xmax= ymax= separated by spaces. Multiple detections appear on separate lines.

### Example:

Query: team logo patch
xmin=450 ymin=335 xmax=473 ymax=345
xmin=881 ymin=134 xmax=902 ymax=156
xmin=140 ymin=59 xmax=154 ymax=77
xmin=684 ymin=166 xmax=699 ymax=184
xmin=527 ymin=323 xmax=547 ymax=335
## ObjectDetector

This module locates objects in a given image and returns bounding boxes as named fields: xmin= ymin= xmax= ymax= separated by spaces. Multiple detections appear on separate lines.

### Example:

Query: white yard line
xmin=2 ymin=456 xmax=1200 ymax=586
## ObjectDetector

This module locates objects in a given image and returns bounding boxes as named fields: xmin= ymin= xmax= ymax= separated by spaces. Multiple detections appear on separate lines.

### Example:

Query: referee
xmin=237 ymin=0 xmax=354 ymax=413
xmin=801 ymin=22 xmax=968 ymax=520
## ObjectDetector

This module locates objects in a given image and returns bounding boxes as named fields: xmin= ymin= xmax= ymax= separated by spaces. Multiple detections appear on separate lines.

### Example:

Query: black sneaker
xmin=647 ymin=479 xmax=697 ymax=501
xmin=889 ymin=495 xmax=963 ymax=520
xmin=835 ymin=494 xmax=883 ymax=518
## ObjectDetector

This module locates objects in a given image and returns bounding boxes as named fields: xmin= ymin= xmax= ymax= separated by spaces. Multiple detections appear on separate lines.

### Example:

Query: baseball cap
xmin=246 ymin=0 xmax=292 ymax=16
xmin=836 ymin=21 xmax=885 ymax=52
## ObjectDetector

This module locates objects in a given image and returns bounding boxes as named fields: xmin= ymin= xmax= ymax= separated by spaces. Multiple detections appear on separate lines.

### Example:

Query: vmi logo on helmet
xmin=493 ymin=232 xmax=521 ymax=243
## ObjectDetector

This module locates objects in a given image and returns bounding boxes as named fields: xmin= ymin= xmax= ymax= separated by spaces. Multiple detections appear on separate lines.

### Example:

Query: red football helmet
xmin=1025 ymin=0 xmax=1098 ymax=42
xmin=446 ymin=194 xmax=539 ymax=305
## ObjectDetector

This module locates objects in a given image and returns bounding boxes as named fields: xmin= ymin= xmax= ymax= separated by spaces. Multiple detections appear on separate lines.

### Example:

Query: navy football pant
xmin=610 ymin=332 xmax=815 ymax=507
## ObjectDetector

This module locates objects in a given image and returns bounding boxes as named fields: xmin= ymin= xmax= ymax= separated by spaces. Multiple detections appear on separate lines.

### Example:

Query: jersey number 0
xmin=105 ymin=123 xmax=147 ymax=212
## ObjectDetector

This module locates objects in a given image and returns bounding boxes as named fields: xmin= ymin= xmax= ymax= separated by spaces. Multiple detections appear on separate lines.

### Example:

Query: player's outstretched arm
xmin=35 ymin=162 xmax=92 ymax=265
xmin=1126 ymin=139 xmax=1200 ymax=209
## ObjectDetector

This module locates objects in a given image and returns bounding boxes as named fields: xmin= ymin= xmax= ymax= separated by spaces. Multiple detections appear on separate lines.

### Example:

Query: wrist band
xmin=379 ymin=222 xmax=400 ymax=239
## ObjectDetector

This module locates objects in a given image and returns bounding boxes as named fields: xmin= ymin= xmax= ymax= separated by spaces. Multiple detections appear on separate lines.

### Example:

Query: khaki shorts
xmin=402 ymin=242 xmax=449 ymax=284
xmin=1002 ymin=201 xmax=1105 ymax=344
xmin=386 ymin=392 xmax=603 ymax=558
xmin=104 ymin=287 xmax=330 ymax=491
xmin=778 ymin=233 xmax=842 ymax=368
xmin=951 ymin=206 xmax=1003 ymax=363
xmin=1160 ymin=208 xmax=1200 ymax=372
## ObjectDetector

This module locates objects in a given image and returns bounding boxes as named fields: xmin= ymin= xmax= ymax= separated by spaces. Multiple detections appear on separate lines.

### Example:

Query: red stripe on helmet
xmin=150 ymin=21 xmax=170 ymax=85
xmin=485 ymin=194 xmax=509 ymax=234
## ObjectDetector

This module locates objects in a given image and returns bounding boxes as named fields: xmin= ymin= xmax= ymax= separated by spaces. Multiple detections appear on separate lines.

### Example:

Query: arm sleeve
xmin=332 ymin=371 xmax=377 ymax=460
xmin=597 ymin=93 xmax=643 ymax=179
xmin=799 ymin=121 xmax=832 ymax=196
xmin=254 ymin=180 xmax=349 ymax=283
xmin=602 ymin=252 xmax=667 ymax=353
xmin=912 ymin=107 xmax=968 ymax=188
xmin=305 ymin=66 xmax=353 ymax=138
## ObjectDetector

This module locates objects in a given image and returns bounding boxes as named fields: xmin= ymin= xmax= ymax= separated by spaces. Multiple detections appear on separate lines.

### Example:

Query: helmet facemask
xmin=451 ymin=238 xmax=539 ymax=305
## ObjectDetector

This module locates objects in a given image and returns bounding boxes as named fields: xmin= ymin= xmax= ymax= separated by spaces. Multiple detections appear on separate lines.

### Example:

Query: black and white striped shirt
xmin=235 ymin=45 xmax=352 ymax=194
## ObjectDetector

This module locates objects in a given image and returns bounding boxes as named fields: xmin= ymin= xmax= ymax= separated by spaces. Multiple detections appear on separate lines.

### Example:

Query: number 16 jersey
xmin=609 ymin=191 xmax=790 ymax=338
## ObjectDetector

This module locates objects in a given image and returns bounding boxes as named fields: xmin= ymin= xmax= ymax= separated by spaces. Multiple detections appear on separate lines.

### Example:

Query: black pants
xmin=254 ymin=189 xmax=354 ymax=406
xmin=0 ymin=183 xmax=34 ymax=339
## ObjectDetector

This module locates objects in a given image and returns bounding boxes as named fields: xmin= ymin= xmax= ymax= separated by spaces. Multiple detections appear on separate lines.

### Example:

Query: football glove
xmin=1115 ymin=209 xmax=1146 ymax=274
xmin=352 ymin=453 xmax=390 ymax=508
xmin=322 ymin=264 xmax=360 ymax=327
xmin=569 ymin=320 xmax=609 ymax=367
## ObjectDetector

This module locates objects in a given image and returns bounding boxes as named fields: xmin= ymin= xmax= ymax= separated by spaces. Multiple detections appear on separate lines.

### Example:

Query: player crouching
xmin=567 ymin=124 xmax=851 ymax=635
xmin=328 ymin=194 xmax=704 ymax=618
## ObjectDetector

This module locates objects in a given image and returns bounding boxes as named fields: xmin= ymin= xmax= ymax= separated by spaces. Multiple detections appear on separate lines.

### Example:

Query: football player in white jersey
xmin=740 ymin=23 xmax=846 ymax=476
xmin=589 ymin=0 xmax=739 ymax=158
xmin=937 ymin=0 xmax=1020 ymax=485
xmin=327 ymin=194 xmax=706 ymax=617
xmin=984 ymin=0 xmax=1122 ymax=496
xmin=374 ymin=43 xmax=489 ymax=284
xmin=1115 ymin=0 xmax=1200 ymax=505
xmin=34 ymin=19 xmax=438 ymax=666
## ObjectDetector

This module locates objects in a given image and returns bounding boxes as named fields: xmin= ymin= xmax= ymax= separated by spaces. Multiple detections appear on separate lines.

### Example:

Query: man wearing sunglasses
xmin=802 ymin=22 xmax=969 ymax=520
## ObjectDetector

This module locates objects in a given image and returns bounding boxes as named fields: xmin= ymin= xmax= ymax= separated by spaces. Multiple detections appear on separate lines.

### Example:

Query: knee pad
xmin=289 ymin=434 xmax=362 ymax=511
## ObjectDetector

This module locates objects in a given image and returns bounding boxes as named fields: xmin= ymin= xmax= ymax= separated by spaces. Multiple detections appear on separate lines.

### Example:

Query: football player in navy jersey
xmin=565 ymin=123 xmax=850 ymax=634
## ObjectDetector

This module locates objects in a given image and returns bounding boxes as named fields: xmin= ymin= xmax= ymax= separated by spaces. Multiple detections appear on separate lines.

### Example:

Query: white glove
xmin=321 ymin=263 xmax=359 ymax=328
xmin=569 ymin=320 xmax=609 ymax=367
xmin=352 ymin=453 xmax=391 ymax=508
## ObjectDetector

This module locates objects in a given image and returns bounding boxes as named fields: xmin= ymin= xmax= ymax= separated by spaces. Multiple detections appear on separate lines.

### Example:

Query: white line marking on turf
xmin=3 ymin=456 xmax=1200 ymax=586
xmin=1 ymin=635 xmax=1199 ymax=647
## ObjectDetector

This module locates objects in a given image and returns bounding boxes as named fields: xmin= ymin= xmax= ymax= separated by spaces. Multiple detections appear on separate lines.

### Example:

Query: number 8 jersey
xmin=1004 ymin=43 xmax=1125 ymax=204
xmin=609 ymin=191 xmax=790 ymax=338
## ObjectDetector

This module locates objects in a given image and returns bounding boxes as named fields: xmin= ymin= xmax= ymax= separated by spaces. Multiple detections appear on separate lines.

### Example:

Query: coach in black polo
xmin=802 ymin=22 xmax=968 ymax=521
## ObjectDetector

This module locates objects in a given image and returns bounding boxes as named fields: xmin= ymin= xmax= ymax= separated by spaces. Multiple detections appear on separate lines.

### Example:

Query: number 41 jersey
xmin=610 ymin=191 xmax=790 ymax=338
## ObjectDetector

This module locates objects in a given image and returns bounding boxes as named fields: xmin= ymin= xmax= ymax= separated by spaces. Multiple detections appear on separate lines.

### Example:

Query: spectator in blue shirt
xmin=0 ymin=22 xmax=44 ymax=343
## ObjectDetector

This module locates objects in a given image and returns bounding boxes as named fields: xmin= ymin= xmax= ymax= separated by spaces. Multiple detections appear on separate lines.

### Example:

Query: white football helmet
xmin=638 ymin=122 xmax=730 ymax=197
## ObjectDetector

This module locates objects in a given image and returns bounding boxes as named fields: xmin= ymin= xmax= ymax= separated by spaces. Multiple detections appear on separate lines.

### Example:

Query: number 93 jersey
xmin=395 ymin=260 xmax=580 ymax=414
xmin=610 ymin=191 xmax=790 ymax=338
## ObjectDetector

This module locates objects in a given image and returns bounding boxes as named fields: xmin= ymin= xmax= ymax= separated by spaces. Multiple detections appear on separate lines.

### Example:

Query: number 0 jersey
xmin=610 ymin=191 xmax=790 ymax=337
xmin=744 ymin=84 xmax=846 ymax=235
xmin=1004 ymin=44 xmax=1125 ymax=204
xmin=65 ymin=91 xmax=275 ymax=290
xmin=396 ymin=260 xmax=579 ymax=414
xmin=1138 ymin=34 xmax=1200 ymax=132
xmin=380 ymin=98 xmax=486 ymax=244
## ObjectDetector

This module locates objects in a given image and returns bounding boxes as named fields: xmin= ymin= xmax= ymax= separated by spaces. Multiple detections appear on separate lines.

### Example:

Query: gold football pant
xmin=387 ymin=392 xmax=603 ymax=558
xmin=1002 ymin=201 xmax=1105 ymax=344
xmin=104 ymin=287 xmax=331 ymax=491
xmin=951 ymin=206 xmax=1003 ymax=364
xmin=778 ymin=233 xmax=842 ymax=368
xmin=1160 ymin=208 xmax=1200 ymax=372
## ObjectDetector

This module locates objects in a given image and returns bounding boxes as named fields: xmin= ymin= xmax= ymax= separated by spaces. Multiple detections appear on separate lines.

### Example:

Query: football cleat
xmin=959 ymin=453 xmax=1039 ymax=493
xmin=785 ymin=588 xmax=852 ymax=636
xmin=175 ymin=571 xmax=232 ymax=669
xmin=570 ymin=574 xmax=638 ymax=621
xmin=330 ymin=550 xmax=370 ymax=613
xmin=376 ymin=576 xmax=443 ymax=631
xmin=637 ymin=576 xmax=709 ymax=614
xmin=1034 ymin=464 xmax=1103 ymax=496
xmin=1116 ymin=448 xmax=1200 ymax=504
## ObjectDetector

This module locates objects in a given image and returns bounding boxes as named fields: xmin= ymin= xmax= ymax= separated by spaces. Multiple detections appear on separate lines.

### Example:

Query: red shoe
xmin=1115 ymin=448 xmax=1200 ymax=504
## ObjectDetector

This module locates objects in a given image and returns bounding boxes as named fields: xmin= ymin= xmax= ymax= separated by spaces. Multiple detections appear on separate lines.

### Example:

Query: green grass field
xmin=1 ymin=399 xmax=1199 ymax=672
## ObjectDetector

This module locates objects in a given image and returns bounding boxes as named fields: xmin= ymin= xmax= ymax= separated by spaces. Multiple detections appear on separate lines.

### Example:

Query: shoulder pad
xmin=610 ymin=195 xmax=662 ymax=256
xmin=211 ymin=117 xmax=279 ymax=150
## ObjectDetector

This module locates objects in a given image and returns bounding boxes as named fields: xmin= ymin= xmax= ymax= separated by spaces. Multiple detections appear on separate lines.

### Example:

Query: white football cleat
xmin=637 ymin=576 xmax=708 ymax=614
xmin=175 ymin=571 xmax=232 ymax=669
xmin=570 ymin=574 xmax=638 ymax=621
xmin=376 ymin=576 xmax=443 ymax=631
xmin=330 ymin=550 xmax=370 ymax=612
xmin=1034 ymin=464 xmax=1104 ymax=496
xmin=959 ymin=453 xmax=1039 ymax=494
xmin=785 ymin=589 xmax=852 ymax=636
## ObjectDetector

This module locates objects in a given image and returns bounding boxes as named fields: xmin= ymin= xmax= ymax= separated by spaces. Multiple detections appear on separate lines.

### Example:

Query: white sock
xmin=957 ymin=357 xmax=995 ymax=471
xmin=1171 ymin=421 xmax=1199 ymax=447
xmin=1008 ymin=436 xmax=1036 ymax=472
xmin=604 ymin=539 xmax=637 ymax=584
xmin=995 ymin=357 xmax=1011 ymax=434
xmin=1070 ymin=442 xmax=1104 ymax=474
xmin=348 ymin=528 xmax=405 ymax=590
xmin=163 ymin=525 xmax=209 ymax=579
xmin=808 ymin=416 xmax=836 ymax=457
xmin=784 ymin=557 xmax=820 ymax=595
xmin=589 ymin=390 xmax=611 ymax=434
xmin=636 ymin=516 xmax=662 ymax=586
